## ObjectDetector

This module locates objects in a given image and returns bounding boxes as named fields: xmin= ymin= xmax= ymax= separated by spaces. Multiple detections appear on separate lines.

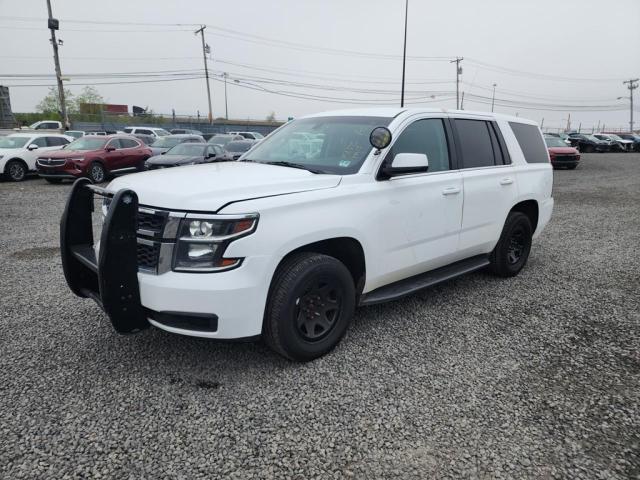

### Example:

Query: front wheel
xmin=263 ymin=253 xmax=356 ymax=362
xmin=488 ymin=212 xmax=533 ymax=277
xmin=88 ymin=162 xmax=106 ymax=183
xmin=5 ymin=160 xmax=27 ymax=181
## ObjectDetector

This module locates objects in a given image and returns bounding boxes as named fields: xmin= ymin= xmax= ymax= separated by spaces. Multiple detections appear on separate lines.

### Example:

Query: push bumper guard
xmin=60 ymin=178 xmax=149 ymax=334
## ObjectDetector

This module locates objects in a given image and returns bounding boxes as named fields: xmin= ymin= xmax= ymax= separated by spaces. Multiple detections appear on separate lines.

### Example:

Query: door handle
xmin=441 ymin=186 xmax=461 ymax=196
xmin=499 ymin=177 xmax=514 ymax=186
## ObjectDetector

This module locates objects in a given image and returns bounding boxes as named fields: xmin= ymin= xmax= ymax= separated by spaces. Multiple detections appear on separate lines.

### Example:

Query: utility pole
xmin=450 ymin=57 xmax=463 ymax=109
xmin=223 ymin=72 xmax=229 ymax=120
xmin=491 ymin=83 xmax=497 ymax=112
xmin=194 ymin=25 xmax=213 ymax=124
xmin=460 ymin=91 xmax=465 ymax=110
xmin=400 ymin=0 xmax=408 ymax=108
xmin=46 ymin=0 xmax=68 ymax=131
xmin=622 ymin=78 xmax=638 ymax=132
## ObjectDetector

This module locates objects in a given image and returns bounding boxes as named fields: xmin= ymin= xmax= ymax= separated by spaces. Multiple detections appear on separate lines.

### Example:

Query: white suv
xmin=122 ymin=127 xmax=170 ymax=138
xmin=228 ymin=131 xmax=265 ymax=140
xmin=60 ymin=108 xmax=553 ymax=361
xmin=1 ymin=132 xmax=73 ymax=181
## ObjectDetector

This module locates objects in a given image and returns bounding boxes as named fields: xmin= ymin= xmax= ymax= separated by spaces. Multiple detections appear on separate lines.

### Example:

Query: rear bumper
xmin=60 ymin=179 xmax=269 ymax=339
xmin=534 ymin=197 xmax=554 ymax=239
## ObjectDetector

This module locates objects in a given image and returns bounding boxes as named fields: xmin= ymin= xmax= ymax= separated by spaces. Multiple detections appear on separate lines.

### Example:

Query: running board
xmin=359 ymin=255 xmax=490 ymax=306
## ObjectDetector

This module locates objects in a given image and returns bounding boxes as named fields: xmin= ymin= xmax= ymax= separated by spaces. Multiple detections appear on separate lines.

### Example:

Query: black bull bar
xmin=60 ymin=178 xmax=149 ymax=333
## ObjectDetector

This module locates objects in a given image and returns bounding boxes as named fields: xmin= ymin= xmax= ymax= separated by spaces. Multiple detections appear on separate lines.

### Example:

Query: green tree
xmin=75 ymin=86 xmax=104 ymax=109
xmin=36 ymin=87 xmax=75 ymax=114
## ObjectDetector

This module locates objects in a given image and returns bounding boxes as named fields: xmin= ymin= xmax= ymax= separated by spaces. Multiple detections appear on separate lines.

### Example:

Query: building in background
xmin=0 ymin=86 xmax=16 ymax=128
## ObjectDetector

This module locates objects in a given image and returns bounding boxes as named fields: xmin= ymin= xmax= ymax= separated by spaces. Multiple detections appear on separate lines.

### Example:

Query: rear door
xmin=104 ymin=138 xmax=125 ymax=171
xmin=118 ymin=138 xmax=144 ymax=169
xmin=453 ymin=118 xmax=517 ymax=256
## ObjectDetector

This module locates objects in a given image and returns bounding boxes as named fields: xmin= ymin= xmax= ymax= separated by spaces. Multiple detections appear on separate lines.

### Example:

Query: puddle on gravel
xmin=12 ymin=246 xmax=60 ymax=260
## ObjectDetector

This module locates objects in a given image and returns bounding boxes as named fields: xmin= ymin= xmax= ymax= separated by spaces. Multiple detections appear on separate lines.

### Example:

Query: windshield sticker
xmin=339 ymin=160 xmax=351 ymax=167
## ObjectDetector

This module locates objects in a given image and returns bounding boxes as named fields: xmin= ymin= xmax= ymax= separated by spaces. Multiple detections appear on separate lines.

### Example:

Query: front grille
xmin=38 ymin=158 xmax=66 ymax=167
xmin=138 ymin=210 xmax=167 ymax=233
xmin=137 ymin=242 xmax=161 ymax=271
xmin=554 ymin=155 xmax=578 ymax=162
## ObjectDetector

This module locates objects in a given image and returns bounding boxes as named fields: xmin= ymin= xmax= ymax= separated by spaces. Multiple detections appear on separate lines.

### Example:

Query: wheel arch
xmin=510 ymin=199 xmax=539 ymax=233
xmin=4 ymin=157 xmax=28 ymax=173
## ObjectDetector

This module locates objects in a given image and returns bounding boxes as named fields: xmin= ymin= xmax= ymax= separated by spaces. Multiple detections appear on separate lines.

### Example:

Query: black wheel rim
xmin=91 ymin=165 xmax=104 ymax=182
xmin=9 ymin=163 xmax=25 ymax=180
xmin=507 ymin=225 xmax=526 ymax=265
xmin=295 ymin=277 xmax=343 ymax=342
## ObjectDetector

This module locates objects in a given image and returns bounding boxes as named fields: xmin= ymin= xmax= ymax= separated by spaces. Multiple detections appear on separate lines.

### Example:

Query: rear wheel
xmin=488 ymin=212 xmax=533 ymax=277
xmin=44 ymin=178 xmax=63 ymax=184
xmin=5 ymin=160 xmax=27 ymax=182
xmin=88 ymin=162 xmax=106 ymax=183
xmin=263 ymin=253 xmax=356 ymax=362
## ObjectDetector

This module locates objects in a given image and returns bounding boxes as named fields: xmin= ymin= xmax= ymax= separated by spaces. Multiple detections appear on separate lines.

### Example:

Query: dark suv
xmin=36 ymin=135 xmax=151 ymax=183
xmin=567 ymin=133 xmax=609 ymax=153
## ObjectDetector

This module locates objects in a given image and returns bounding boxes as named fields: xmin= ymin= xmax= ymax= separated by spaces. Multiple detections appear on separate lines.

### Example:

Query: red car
xmin=36 ymin=135 xmax=151 ymax=183
xmin=544 ymin=135 xmax=580 ymax=170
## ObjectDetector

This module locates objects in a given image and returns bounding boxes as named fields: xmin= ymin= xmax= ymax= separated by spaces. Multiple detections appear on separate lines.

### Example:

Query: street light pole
xmin=46 ymin=0 xmax=68 ymax=131
xmin=450 ymin=57 xmax=463 ymax=109
xmin=194 ymin=25 xmax=213 ymax=124
xmin=223 ymin=72 xmax=229 ymax=120
xmin=622 ymin=78 xmax=638 ymax=132
xmin=491 ymin=83 xmax=497 ymax=112
xmin=400 ymin=0 xmax=408 ymax=108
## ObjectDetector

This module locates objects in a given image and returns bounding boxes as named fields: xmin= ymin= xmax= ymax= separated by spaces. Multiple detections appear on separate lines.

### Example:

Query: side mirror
xmin=384 ymin=153 xmax=429 ymax=177
xmin=105 ymin=145 xmax=116 ymax=152
xmin=161 ymin=151 xmax=166 ymax=155
xmin=27 ymin=144 xmax=39 ymax=151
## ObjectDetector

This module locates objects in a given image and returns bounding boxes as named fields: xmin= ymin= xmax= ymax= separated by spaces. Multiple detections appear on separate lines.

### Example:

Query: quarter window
xmin=454 ymin=119 xmax=497 ymax=168
xmin=509 ymin=122 xmax=549 ymax=164
xmin=387 ymin=118 xmax=450 ymax=173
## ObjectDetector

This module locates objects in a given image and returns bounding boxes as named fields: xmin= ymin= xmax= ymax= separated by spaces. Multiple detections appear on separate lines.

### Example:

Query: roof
xmin=8 ymin=132 xmax=69 ymax=138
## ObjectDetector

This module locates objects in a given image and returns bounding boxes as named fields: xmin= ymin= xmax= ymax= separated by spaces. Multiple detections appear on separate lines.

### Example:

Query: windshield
xmin=151 ymin=137 xmax=185 ymax=148
xmin=608 ymin=134 xmax=623 ymax=141
xmin=587 ymin=135 xmax=601 ymax=142
xmin=209 ymin=135 xmax=234 ymax=146
xmin=252 ymin=132 xmax=264 ymax=139
xmin=226 ymin=141 xmax=254 ymax=153
xmin=66 ymin=131 xmax=84 ymax=139
xmin=544 ymin=137 xmax=568 ymax=148
xmin=0 ymin=136 xmax=30 ymax=149
xmin=244 ymin=116 xmax=392 ymax=174
xmin=166 ymin=143 xmax=206 ymax=156
xmin=154 ymin=129 xmax=170 ymax=136
xmin=65 ymin=137 xmax=107 ymax=151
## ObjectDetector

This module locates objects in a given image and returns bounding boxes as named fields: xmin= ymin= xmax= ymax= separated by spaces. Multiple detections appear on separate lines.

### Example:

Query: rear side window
xmin=137 ymin=129 xmax=152 ymax=135
xmin=454 ymin=119 xmax=496 ymax=168
xmin=46 ymin=136 xmax=68 ymax=146
xmin=509 ymin=122 xmax=549 ymax=163
xmin=387 ymin=118 xmax=450 ymax=172
xmin=123 ymin=128 xmax=133 ymax=133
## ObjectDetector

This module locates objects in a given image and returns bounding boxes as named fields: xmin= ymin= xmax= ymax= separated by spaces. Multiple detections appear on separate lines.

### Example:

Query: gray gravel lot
xmin=1 ymin=154 xmax=639 ymax=479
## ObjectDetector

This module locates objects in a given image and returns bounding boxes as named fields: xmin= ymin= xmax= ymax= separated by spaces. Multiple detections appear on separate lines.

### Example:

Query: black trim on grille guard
xmin=60 ymin=178 xmax=150 ymax=334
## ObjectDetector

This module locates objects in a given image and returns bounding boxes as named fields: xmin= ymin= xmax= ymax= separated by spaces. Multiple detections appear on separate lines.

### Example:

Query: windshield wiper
xmin=262 ymin=161 xmax=324 ymax=174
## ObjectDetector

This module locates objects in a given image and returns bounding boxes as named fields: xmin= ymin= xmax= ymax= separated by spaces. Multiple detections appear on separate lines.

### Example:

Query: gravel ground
xmin=0 ymin=154 xmax=639 ymax=479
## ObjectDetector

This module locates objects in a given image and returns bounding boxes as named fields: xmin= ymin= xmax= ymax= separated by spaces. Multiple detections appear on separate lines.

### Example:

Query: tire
xmin=488 ymin=212 xmax=533 ymax=278
xmin=44 ymin=178 xmax=63 ymax=184
xmin=5 ymin=160 xmax=27 ymax=182
xmin=263 ymin=252 xmax=356 ymax=362
xmin=87 ymin=162 xmax=106 ymax=183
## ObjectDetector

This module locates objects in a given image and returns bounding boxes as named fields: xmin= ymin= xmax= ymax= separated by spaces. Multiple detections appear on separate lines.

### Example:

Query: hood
xmin=150 ymin=147 xmax=170 ymax=156
xmin=548 ymin=146 xmax=578 ymax=154
xmin=146 ymin=154 xmax=203 ymax=166
xmin=107 ymin=161 xmax=341 ymax=211
xmin=0 ymin=147 xmax=27 ymax=157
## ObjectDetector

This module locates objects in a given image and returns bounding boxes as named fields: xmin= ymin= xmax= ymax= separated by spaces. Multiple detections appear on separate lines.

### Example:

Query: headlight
xmin=173 ymin=215 xmax=258 ymax=272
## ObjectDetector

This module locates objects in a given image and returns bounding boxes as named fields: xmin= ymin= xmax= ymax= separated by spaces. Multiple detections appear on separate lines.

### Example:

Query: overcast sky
xmin=1 ymin=0 xmax=639 ymax=131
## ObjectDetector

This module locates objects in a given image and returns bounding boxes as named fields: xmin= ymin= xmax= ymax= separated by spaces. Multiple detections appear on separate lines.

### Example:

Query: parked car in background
xmin=544 ymin=135 xmax=580 ymax=169
xmin=545 ymin=132 xmax=571 ymax=145
xmin=617 ymin=133 xmax=640 ymax=151
xmin=36 ymin=135 xmax=151 ymax=184
xmin=122 ymin=126 xmax=171 ymax=138
xmin=0 ymin=133 xmax=73 ymax=181
xmin=14 ymin=120 xmax=62 ymax=131
xmin=60 ymin=108 xmax=554 ymax=361
xmin=131 ymin=133 xmax=156 ymax=145
xmin=221 ymin=139 xmax=258 ymax=160
xmin=148 ymin=134 xmax=205 ymax=156
xmin=170 ymin=128 xmax=203 ymax=135
xmin=145 ymin=143 xmax=225 ymax=170
xmin=228 ymin=131 xmax=265 ymax=140
xmin=593 ymin=133 xmax=634 ymax=152
xmin=567 ymin=133 xmax=609 ymax=153
xmin=86 ymin=131 xmax=107 ymax=136
xmin=66 ymin=130 xmax=86 ymax=139
xmin=208 ymin=134 xmax=244 ymax=148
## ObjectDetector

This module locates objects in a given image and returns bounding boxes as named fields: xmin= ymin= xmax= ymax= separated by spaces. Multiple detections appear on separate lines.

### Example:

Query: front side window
xmin=455 ymin=119 xmax=496 ymax=168
xmin=509 ymin=122 xmax=549 ymax=164
xmin=244 ymin=116 xmax=392 ymax=175
xmin=31 ymin=137 xmax=48 ymax=147
xmin=119 ymin=138 xmax=139 ymax=148
xmin=386 ymin=118 xmax=450 ymax=173
xmin=45 ymin=136 xmax=68 ymax=147
xmin=106 ymin=139 xmax=122 ymax=150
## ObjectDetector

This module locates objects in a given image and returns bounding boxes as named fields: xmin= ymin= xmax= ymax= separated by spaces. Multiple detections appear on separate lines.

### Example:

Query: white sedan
xmin=0 ymin=132 xmax=73 ymax=181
